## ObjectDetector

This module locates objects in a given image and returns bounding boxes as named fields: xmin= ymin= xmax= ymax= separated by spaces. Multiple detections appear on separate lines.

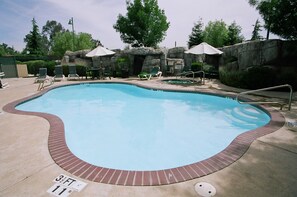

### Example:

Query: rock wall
xmin=122 ymin=47 xmax=165 ymax=74
xmin=220 ymin=39 xmax=297 ymax=70
xmin=62 ymin=40 xmax=296 ymax=76
xmin=61 ymin=50 xmax=92 ymax=67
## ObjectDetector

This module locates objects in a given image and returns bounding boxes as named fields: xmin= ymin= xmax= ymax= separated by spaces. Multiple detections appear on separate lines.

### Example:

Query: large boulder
xmin=167 ymin=47 xmax=186 ymax=59
xmin=125 ymin=47 xmax=163 ymax=55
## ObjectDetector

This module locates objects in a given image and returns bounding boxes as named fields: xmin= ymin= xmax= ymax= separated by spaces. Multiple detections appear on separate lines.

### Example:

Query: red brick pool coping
xmin=3 ymin=82 xmax=285 ymax=186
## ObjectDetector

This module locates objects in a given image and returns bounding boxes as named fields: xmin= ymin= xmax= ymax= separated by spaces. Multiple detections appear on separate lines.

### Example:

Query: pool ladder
xmin=235 ymin=84 xmax=293 ymax=111
xmin=176 ymin=71 xmax=205 ymax=84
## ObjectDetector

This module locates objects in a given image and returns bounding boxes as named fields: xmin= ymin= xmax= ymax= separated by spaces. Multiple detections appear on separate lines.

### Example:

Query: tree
xmin=42 ymin=20 xmax=65 ymax=52
xmin=23 ymin=18 xmax=45 ymax=55
xmin=75 ymin=33 xmax=96 ymax=50
xmin=113 ymin=0 xmax=170 ymax=47
xmin=188 ymin=18 xmax=204 ymax=48
xmin=248 ymin=0 xmax=297 ymax=40
xmin=51 ymin=31 xmax=96 ymax=57
xmin=203 ymin=20 xmax=229 ymax=47
xmin=251 ymin=19 xmax=263 ymax=40
xmin=0 ymin=43 xmax=19 ymax=56
xmin=226 ymin=21 xmax=244 ymax=45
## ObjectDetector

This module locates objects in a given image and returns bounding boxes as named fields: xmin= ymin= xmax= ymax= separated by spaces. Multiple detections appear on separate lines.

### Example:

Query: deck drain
xmin=195 ymin=182 xmax=216 ymax=197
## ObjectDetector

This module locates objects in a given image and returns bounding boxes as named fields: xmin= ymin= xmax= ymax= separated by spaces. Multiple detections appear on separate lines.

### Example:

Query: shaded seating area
xmin=89 ymin=66 xmax=101 ymax=79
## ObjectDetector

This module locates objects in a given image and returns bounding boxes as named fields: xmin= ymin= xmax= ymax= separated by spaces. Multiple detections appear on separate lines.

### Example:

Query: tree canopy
xmin=0 ymin=43 xmax=19 ymax=56
xmin=23 ymin=18 xmax=45 ymax=55
xmin=20 ymin=18 xmax=99 ymax=57
xmin=251 ymin=19 xmax=263 ymax=40
xmin=203 ymin=20 xmax=229 ymax=47
xmin=188 ymin=19 xmax=244 ymax=48
xmin=188 ymin=18 xmax=204 ymax=48
xmin=51 ymin=31 xmax=96 ymax=57
xmin=226 ymin=21 xmax=244 ymax=45
xmin=113 ymin=0 xmax=170 ymax=47
xmin=248 ymin=0 xmax=297 ymax=40
xmin=42 ymin=20 xmax=65 ymax=52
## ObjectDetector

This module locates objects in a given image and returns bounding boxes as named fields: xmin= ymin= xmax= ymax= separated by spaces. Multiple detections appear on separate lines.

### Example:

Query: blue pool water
xmin=17 ymin=83 xmax=270 ymax=171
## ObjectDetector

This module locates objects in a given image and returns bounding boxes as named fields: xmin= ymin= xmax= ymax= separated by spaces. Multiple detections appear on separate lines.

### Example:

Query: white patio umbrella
xmin=86 ymin=45 xmax=115 ymax=57
xmin=86 ymin=46 xmax=115 ymax=79
xmin=184 ymin=42 xmax=223 ymax=55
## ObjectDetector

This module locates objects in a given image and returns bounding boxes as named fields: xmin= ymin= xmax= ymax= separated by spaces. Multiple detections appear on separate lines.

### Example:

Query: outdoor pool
xmin=16 ymin=83 xmax=271 ymax=172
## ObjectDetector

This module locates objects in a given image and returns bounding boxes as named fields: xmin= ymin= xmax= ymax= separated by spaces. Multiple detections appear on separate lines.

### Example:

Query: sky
xmin=0 ymin=0 xmax=277 ymax=51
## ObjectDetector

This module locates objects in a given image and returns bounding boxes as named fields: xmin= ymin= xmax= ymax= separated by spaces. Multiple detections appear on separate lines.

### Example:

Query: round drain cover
xmin=195 ymin=182 xmax=216 ymax=197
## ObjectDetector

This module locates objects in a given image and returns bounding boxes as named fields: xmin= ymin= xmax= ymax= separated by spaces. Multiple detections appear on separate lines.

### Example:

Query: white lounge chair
xmin=0 ymin=72 xmax=9 ymax=89
xmin=35 ymin=68 xmax=54 ymax=90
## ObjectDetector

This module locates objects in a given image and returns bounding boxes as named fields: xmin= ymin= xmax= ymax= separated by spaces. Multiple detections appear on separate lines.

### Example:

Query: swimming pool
xmin=7 ymin=82 xmax=284 ymax=185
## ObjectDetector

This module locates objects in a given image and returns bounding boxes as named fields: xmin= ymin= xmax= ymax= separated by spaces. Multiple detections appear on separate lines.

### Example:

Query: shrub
xmin=25 ymin=60 xmax=46 ymax=76
xmin=23 ymin=60 xmax=56 ymax=76
xmin=276 ymin=68 xmax=297 ymax=90
xmin=45 ymin=61 xmax=56 ymax=76
xmin=219 ymin=67 xmax=245 ymax=88
xmin=76 ymin=65 xmax=87 ymax=77
xmin=203 ymin=64 xmax=219 ymax=79
xmin=191 ymin=62 xmax=203 ymax=71
xmin=241 ymin=66 xmax=277 ymax=89
xmin=220 ymin=66 xmax=279 ymax=89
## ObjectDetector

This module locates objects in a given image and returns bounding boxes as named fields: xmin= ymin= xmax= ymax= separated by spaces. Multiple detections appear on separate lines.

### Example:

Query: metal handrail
xmin=176 ymin=71 xmax=194 ymax=79
xmin=193 ymin=71 xmax=205 ymax=84
xmin=176 ymin=70 xmax=205 ymax=84
xmin=236 ymin=84 xmax=293 ymax=111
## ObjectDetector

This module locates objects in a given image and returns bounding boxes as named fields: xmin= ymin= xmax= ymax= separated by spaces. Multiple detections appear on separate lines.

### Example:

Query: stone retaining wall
xmin=221 ymin=39 xmax=297 ymax=70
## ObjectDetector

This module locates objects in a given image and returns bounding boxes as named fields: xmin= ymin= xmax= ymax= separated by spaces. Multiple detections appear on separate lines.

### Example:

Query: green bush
xmin=241 ymin=66 xmax=277 ymax=89
xmin=45 ymin=61 xmax=56 ymax=76
xmin=219 ymin=67 xmax=245 ymax=88
xmin=23 ymin=60 xmax=56 ymax=76
xmin=191 ymin=62 xmax=203 ymax=71
xmin=203 ymin=64 xmax=219 ymax=79
xmin=25 ymin=60 xmax=46 ymax=76
xmin=76 ymin=65 xmax=87 ymax=77
xmin=219 ymin=66 xmax=289 ymax=89
xmin=277 ymin=68 xmax=297 ymax=90
xmin=116 ymin=56 xmax=130 ymax=69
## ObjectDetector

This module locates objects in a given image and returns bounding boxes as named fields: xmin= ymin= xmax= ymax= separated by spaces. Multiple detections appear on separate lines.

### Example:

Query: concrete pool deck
xmin=0 ymin=77 xmax=297 ymax=196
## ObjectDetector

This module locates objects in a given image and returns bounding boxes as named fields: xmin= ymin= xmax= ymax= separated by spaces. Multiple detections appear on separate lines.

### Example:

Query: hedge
xmin=24 ymin=60 xmax=55 ymax=76
xmin=219 ymin=66 xmax=297 ymax=90
xmin=23 ymin=60 xmax=87 ymax=77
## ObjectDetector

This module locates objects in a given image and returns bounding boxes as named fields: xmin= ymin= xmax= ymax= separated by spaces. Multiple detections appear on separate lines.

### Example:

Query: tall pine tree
xmin=24 ymin=18 xmax=45 ymax=55
xmin=226 ymin=21 xmax=244 ymax=45
xmin=188 ymin=18 xmax=204 ymax=48
xmin=251 ymin=19 xmax=263 ymax=40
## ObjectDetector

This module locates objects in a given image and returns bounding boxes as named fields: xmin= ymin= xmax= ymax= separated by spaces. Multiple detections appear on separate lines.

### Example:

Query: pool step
xmin=222 ymin=109 xmax=257 ymax=128
xmin=231 ymin=107 xmax=262 ymax=122
xmin=223 ymin=106 xmax=268 ymax=127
